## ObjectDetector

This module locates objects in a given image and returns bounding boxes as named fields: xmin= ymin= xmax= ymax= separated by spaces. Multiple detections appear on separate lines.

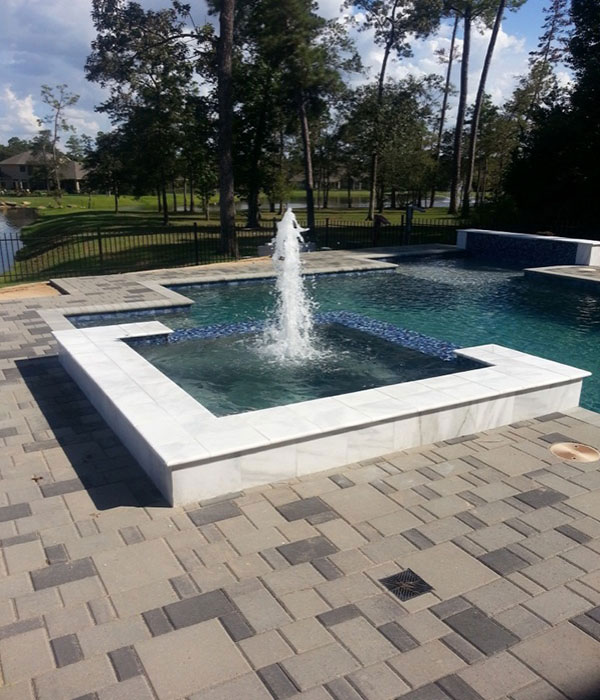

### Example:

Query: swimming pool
xmin=71 ymin=256 xmax=600 ymax=412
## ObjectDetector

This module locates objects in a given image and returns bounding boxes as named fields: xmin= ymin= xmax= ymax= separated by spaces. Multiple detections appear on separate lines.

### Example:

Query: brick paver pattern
xmin=1 ymin=255 xmax=600 ymax=699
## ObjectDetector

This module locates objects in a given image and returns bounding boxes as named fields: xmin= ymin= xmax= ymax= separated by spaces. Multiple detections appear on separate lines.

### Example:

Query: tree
xmin=86 ymin=0 xmax=205 ymax=224
xmin=0 ymin=137 xmax=33 ymax=161
xmin=253 ymin=0 xmax=359 ymax=230
xmin=345 ymin=0 xmax=442 ymax=219
xmin=65 ymin=134 xmax=91 ymax=161
xmin=85 ymin=131 xmax=128 ymax=212
xmin=504 ymin=0 xmax=600 ymax=223
xmin=461 ymin=0 xmax=526 ymax=215
xmin=38 ymin=84 xmax=80 ymax=203
xmin=430 ymin=13 xmax=460 ymax=207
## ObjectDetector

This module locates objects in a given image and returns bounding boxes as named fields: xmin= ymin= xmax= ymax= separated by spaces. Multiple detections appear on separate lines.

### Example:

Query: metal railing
xmin=0 ymin=217 xmax=466 ymax=284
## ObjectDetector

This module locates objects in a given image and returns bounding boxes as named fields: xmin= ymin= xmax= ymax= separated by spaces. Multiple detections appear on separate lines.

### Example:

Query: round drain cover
xmin=550 ymin=442 xmax=600 ymax=462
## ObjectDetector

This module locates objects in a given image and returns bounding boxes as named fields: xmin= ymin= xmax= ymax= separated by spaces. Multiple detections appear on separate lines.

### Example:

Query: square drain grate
xmin=379 ymin=569 xmax=433 ymax=601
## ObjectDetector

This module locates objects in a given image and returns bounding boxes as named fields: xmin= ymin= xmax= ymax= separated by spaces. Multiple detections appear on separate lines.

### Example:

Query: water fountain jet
xmin=261 ymin=208 xmax=319 ymax=362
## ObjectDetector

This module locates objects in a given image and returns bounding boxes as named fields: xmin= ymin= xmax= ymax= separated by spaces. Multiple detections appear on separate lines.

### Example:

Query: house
xmin=0 ymin=151 xmax=86 ymax=193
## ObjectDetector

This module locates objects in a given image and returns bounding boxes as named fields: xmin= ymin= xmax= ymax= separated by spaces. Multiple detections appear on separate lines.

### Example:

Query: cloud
xmin=0 ymin=87 xmax=40 ymax=139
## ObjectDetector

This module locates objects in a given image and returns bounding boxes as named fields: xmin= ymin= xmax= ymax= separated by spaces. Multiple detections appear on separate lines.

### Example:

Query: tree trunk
xmin=297 ymin=92 xmax=315 ymax=230
xmin=189 ymin=170 xmax=195 ymax=213
xmin=462 ymin=0 xmax=506 ymax=216
xmin=430 ymin=13 xmax=459 ymax=208
xmin=113 ymin=183 xmax=119 ymax=213
xmin=172 ymin=181 xmax=177 ymax=213
xmin=161 ymin=173 xmax=169 ymax=225
xmin=183 ymin=177 xmax=187 ymax=213
xmin=347 ymin=174 xmax=352 ymax=208
xmin=449 ymin=6 xmax=471 ymax=214
xmin=367 ymin=0 xmax=399 ymax=221
xmin=246 ymin=79 xmax=271 ymax=228
xmin=247 ymin=184 xmax=260 ymax=228
xmin=157 ymin=188 xmax=161 ymax=213
xmin=217 ymin=0 xmax=237 ymax=256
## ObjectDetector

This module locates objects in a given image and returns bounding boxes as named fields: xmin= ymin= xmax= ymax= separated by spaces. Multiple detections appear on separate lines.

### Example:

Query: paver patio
xmin=1 ymin=251 xmax=600 ymax=699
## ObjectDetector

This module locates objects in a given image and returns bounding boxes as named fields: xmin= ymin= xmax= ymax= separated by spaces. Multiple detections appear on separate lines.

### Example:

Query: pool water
xmin=131 ymin=323 xmax=481 ymax=416
xmin=73 ymin=257 xmax=600 ymax=412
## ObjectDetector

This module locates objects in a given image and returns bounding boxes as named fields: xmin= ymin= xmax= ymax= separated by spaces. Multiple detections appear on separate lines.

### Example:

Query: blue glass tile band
xmin=127 ymin=311 xmax=463 ymax=363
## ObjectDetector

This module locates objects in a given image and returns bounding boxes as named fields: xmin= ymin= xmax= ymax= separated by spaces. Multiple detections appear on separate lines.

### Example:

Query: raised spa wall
xmin=457 ymin=228 xmax=600 ymax=268
xmin=54 ymin=322 xmax=589 ymax=506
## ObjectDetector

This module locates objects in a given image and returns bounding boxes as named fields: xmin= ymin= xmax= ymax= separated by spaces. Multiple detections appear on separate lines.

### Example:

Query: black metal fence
xmin=0 ymin=216 xmax=466 ymax=284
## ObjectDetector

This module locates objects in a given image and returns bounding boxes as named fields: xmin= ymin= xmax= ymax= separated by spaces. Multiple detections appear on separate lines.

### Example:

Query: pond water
xmin=0 ymin=209 xmax=37 ymax=274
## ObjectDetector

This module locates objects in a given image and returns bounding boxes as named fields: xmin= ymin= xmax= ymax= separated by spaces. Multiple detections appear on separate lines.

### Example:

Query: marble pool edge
xmin=53 ymin=321 xmax=590 ymax=506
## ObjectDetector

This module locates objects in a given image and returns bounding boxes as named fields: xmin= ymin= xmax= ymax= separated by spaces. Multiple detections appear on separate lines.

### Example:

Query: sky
xmin=0 ymin=0 xmax=551 ymax=144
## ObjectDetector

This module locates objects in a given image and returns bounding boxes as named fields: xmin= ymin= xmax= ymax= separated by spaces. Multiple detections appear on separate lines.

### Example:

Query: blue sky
xmin=0 ymin=0 xmax=553 ymax=144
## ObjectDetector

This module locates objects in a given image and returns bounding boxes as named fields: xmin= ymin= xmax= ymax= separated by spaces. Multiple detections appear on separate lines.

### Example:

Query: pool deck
xmin=2 ymin=248 xmax=600 ymax=699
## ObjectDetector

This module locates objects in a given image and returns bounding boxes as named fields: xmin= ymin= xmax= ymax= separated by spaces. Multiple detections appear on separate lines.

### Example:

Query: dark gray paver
xmin=455 ymin=512 xmax=486 ymax=530
xmin=220 ymin=612 xmax=255 ymax=641
xmin=317 ymin=605 xmax=361 ymax=628
xmin=312 ymin=556 xmax=343 ymax=580
xmin=403 ymin=528 xmax=435 ymax=549
xmin=50 ymin=633 xmax=84 ymax=667
xmin=514 ymin=488 xmax=567 ymax=509
xmin=257 ymin=663 xmax=298 ymax=699
xmin=326 ymin=677 xmax=363 ymax=699
xmin=44 ymin=544 xmax=68 ymax=564
xmin=170 ymin=573 xmax=198 ymax=599
xmin=277 ymin=536 xmax=338 ymax=565
xmin=329 ymin=475 xmax=354 ymax=489
xmin=40 ymin=478 xmax=84 ymax=498
xmin=0 ymin=617 xmax=44 ymax=640
xmin=538 ymin=432 xmax=577 ymax=444
xmin=478 ymin=547 xmax=529 ymax=575
xmin=441 ymin=633 xmax=485 ymax=664
xmin=163 ymin=589 xmax=233 ymax=629
xmin=431 ymin=597 xmax=472 ymax=620
xmin=378 ymin=621 xmax=419 ymax=651
xmin=0 ymin=502 xmax=32 ymax=522
xmin=142 ymin=608 xmax=173 ymax=637
xmin=556 ymin=523 xmax=592 ymax=544
xmin=436 ymin=674 xmax=485 ymax=700
xmin=306 ymin=510 xmax=339 ymax=525
xmin=399 ymin=684 xmax=453 ymax=700
xmin=446 ymin=434 xmax=479 ymax=445
xmin=120 ymin=525 xmax=144 ymax=545
xmin=276 ymin=497 xmax=331 ymax=522
xmin=1 ymin=532 xmax=40 ymax=547
xmin=570 ymin=614 xmax=600 ymax=642
xmin=536 ymin=412 xmax=567 ymax=422
xmin=30 ymin=557 xmax=97 ymax=590
xmin=108 ymin=645 xmax=145 ymax=681
xmin=187 ymin=500 xmax=242 ymax=526
xmin=444 ymin=607 xmax=519 ymax=655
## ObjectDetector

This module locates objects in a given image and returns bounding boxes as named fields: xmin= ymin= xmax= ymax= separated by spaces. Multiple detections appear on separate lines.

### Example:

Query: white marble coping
xmin=53 ymin=321 xmax=591 ymax=473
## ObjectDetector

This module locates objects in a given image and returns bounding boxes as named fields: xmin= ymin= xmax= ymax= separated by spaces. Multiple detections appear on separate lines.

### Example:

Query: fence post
xmin=193 ymin=222 xmax=199 ymax=265
xmin=96 ymin=227 xmax=104 ymax=271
